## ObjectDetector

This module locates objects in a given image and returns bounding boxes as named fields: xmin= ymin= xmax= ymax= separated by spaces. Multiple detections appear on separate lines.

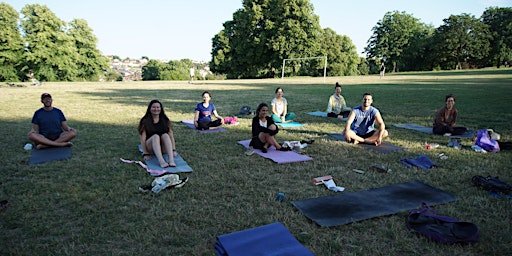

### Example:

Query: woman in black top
xmin=249 ymin=103 xmax=290 ymax=153
xmin=138 ymin=100 xmax=177 ymax=168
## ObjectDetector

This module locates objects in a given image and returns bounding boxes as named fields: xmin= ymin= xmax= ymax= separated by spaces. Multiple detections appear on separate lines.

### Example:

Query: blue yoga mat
xmin=329 ymin=133 xmax=403 ymax=154
xmin=138 ymin=145 xmax=192 ymax=173
xmin=292 ymin=180 xmax=457 ymax=227
xmin=28 ymin=146 xmax=72 ymax=165
xmin=215 ymin=222 xmax=314 ymax=256
xmin=393 ymin=123 xmax=475 ymax=139
xmin=277 ymin=121 xmax=305 ymax=128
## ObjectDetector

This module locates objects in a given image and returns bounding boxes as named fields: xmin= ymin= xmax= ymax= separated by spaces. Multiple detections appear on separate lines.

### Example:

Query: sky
xmin=5 ymin=0 xmax=512 ymax=62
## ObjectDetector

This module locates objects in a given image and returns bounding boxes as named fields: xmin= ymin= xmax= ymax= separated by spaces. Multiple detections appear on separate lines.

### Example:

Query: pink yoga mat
xmin=238 ymin=139 xmax=313 ymax=164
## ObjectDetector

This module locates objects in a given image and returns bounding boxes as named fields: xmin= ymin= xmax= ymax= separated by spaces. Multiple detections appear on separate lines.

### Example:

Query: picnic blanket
xmin=306 ymin=111 xmax=348 ymax=121
xmin=182 ymin=120 xmax=226 ymax=133
xmin=329 ymin=133 xmax=404 ymax=154
xmin=28 ymin=146 xmax=72 ymax=165
xmin=238 ymin=139 xmax=313 ymax=164
xmin=393 ymin=123 xmax=475 ymax=139
xmin=291 ymin=180 xmax=457 ymax=227
xmin=215 ymin=222 xmax=314 ymax=256
xmin=276 ymin=121 xmax=305 ymax=128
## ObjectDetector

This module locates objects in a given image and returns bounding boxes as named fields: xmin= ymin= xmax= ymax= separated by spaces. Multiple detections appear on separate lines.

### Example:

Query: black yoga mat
xmin=329 ymin=133 xmax=404 ymax=154
xmin=292 ymin=180 xmax=457 ymax=227
xmin=28 ymin=147 xmax=72 ymax=165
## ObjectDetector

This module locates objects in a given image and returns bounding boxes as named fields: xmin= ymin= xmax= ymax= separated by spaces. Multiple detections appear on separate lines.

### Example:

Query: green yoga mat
xmin=292 ymin=180 xmax=457 ymax=227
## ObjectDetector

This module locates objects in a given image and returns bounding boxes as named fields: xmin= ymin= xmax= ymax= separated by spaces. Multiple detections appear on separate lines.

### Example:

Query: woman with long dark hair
xmin=247 ymin=102 xmax=290 ymax=155
xmin=138 ymin=100 xmax=177 ymax=168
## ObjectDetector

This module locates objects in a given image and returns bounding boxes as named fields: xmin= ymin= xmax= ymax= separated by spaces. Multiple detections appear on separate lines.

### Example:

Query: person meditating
xmin=246 ymin=103 xmax=291 ymax=155
xmin=138 ymin=100 xmax=177 ymax=168
xmin=28 ymin=93 xmax=77 ymax=149
xmin=343 ymin=93 xmax=388 ymax=146
xmin=194 ymin=91 xmax=224 ymax=130
xmin=433 ymin=94 xmax=467 ymax=136
xmin=271 ymin=87 xmax=295 ymax=123
xmin=326 ymin=82 xmax=351 ymax=119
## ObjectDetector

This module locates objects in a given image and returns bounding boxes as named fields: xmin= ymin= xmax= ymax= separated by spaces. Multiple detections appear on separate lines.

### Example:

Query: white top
xmin=271 ymin=97 xmax=288 ymax=116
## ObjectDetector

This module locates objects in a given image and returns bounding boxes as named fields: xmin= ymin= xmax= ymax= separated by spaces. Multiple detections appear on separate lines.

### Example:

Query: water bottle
xmin=275 ymin=192 xmax=285 ymax=202
xmin=152 ymin=179 xmax=170 ymax=193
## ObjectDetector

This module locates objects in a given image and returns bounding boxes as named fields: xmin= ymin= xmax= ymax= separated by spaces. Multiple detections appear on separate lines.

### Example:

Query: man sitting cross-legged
xmin=28 ymin=93 xmax=77 ymax=149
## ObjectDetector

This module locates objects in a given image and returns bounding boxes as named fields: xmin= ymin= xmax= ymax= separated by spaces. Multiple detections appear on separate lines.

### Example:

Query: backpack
xmin=239 ymin=106 xmax=252 ymax=115
xmin=406 ymin=203 xmax=479 ymax=244
xmin=475 ymin=129 xmax=500 ymax=152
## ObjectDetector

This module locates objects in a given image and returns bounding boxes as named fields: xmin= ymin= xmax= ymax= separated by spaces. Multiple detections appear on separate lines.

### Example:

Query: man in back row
xmin=28 ymin=93 xmax=77 ymax=149
xmin=343 ymin=93 xmax=388 ymax=146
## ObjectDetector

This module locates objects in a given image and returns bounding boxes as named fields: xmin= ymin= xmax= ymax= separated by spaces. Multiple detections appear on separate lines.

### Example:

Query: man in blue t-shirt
xmin=28 ymin=93 xmax=77 ymax=149
xmin=343 ymin=93 xmax=388 ymax=146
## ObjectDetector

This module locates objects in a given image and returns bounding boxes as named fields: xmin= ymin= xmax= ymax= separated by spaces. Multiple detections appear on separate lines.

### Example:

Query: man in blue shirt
xmin=28 ymin=93 xmax=77 ymax=149
xmin=343 ymin=93 xmax=388 ymax=146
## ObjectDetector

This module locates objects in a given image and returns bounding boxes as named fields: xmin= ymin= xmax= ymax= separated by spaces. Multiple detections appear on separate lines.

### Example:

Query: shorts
xmin=357 ymin=130 xmax=375 ymax=139
xmin=249 ymin=136 xmax=265 ymax=149
xmin=43 ymin=132 xmax=62 ymax=141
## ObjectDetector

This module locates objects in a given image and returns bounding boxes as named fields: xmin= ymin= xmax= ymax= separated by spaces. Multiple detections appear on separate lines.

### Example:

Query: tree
xmin=0 ymin=3 xmax=24 ymax=81
xmin=68 ymin=18 xmax=109 ymax=81
xmin=319 ymin=28 xmax=360 ymax=76
xmin=432 ymin=14 xmax=490 ymax=70
xmin=20 ymin=4 xmax=79 ymax=81
xmin=211 ymin=0 xmax=323 ymax=79
xmin=482 ymin=7 xmax=512 ymax=68
xmin=365 ymin=11 xmax=426 ymax=72
xmin=398 ymin=24 xmax=435 ymax=71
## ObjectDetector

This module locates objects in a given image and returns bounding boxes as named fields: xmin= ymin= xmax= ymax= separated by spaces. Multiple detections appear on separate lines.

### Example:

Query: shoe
xmin=261 ymin=147 xmax=268 ymax=153
xmin=173 ymin=177 xmax=189 ymax=188
xmin=138 ymin=185 xmax=152 ymax=192
xmin=300 ymin=139 xmax=315 ymax=144
xmin=447 ymin=138 xmax=456 ymax=147
xmin=245 ymin=148 xmax=254 ymax=156
xmin=278 ymin=147 xmax=291 ymax=151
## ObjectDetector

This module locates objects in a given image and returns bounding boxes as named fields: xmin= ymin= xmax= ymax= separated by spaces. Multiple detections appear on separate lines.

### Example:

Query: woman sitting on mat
xmin=433 ymin=94 xmax=467 ymax=136
xmin=326 ymin=82 xmax=351 ymax=119
xmin=138 ymin=99 xmax=177 ymax=168
xmin=194 ymin=91 xmax=224 ymax=130
xmin=247 ymin=103 xmax=291 ymax=154
xmin=271 ymin=87 xmax=295 ymax=123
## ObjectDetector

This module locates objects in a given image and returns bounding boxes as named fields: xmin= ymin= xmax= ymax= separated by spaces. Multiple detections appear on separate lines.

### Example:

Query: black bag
xmin=239 ymin=105 xmax=252 ymax=115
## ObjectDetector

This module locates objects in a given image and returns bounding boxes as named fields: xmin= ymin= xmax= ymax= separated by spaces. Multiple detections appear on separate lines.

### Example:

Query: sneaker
xmin=245 ymin=148 xmax=255 ymax=156
xmin=174 ymin=177 xmax=189 ymax=188
xmin=453 ymin=141 xmax=462 ymax=150
xmin=261 ymin=147 xmax=268 ymax=153
xmin=447 ymin=138 xmax=456 ymax=147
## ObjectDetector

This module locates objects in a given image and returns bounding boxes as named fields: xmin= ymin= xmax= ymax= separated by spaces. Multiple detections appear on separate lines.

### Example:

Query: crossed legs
xmin=28 ymin=130 xmax=77 ymax=149
xmin=146 ymin=134 xmax=175 ymax=168
xmin=343 ymin=129 xmax=388 ymax=146
xmin=258 ymin=124 xmax=284 ymax=150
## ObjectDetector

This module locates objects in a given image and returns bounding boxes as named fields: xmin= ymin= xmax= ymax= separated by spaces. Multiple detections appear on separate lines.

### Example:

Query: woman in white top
xmin=271 ymin=87 xmax=295 ymax=123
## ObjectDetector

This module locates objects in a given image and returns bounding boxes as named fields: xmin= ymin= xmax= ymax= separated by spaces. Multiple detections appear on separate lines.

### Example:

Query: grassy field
xmin=1 ymin=68 xmax=511 ymax=255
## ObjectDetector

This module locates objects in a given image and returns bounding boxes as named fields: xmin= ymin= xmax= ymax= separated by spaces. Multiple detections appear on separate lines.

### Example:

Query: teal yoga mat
xmin=276 ymin=121 xmax=305 ymax=128
xmin=138 ymin=145 xmax=192 ymax=173
xmin=292 ymin=180 xmax=457 ymax=227
xmin=28 ymin=146 xmax=72 ymax=165
xmin=329 ymin=133 xmax=404 ymax=154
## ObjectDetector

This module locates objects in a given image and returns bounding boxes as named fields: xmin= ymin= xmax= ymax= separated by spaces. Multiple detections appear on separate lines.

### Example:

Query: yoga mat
xmin=329 ymin=133 xmax=404 ymax=154
xmin=215 ymin=222 xmax=314 ymax=256
xmin=292 ymin=180 xmax=457 ymax=227
xmin=182 ymin=120 xmax=226 ymax=133
xmin=28 ymin=146 xmax=72 ymax=165
xmin=137 ymin=145 xmax=192 ymax=173
xmin=306 ymin=111 xmax=348 ymax=121
xmin=277 ymin=121 xmax=305 ymax=128
xmin=306 ymin=111 xmax=328 ymax=117
xmin=393 ymin=123 xmax=475 ymax=139
xmin=238 ymin=139 xmax=313 ymax=164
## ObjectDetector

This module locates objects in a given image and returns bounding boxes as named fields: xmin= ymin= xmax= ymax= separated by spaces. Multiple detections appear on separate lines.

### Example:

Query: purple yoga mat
xmin=182 ymin=120 xmax=226 ymax=133
xmin=238 ymin=139 xmax=313 ymax=164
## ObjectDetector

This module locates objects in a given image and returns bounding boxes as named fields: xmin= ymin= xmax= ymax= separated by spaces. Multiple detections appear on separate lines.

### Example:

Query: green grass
xmin=1 ymin=68 xmax=512 ymax=255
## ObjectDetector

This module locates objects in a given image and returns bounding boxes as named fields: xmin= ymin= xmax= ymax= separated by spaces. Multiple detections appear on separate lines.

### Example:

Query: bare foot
xmin=63 ymin=142 xmax=73 ymax=147
xmin=36 ymin=144 xmax=47 ymax=149
xmin=169 ymin=162 xmax=176 ymax=167
xmin=353 ymin=140 xmax=359 ymax=145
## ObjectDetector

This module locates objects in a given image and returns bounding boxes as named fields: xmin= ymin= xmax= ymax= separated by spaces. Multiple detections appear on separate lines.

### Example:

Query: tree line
xmin=1 ymin=2 xmax=510 ymax=82
xmin=212 ymin=0 xmax=512 ymax=79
